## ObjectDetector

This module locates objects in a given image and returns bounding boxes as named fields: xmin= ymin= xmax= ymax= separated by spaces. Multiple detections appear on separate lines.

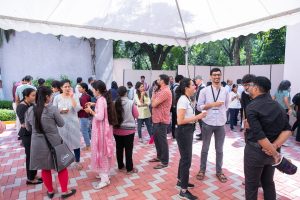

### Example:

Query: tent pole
xmin=185 ymin=40 xmax=190 ymax=78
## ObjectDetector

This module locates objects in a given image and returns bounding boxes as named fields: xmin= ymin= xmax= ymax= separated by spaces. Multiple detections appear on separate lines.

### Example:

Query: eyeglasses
xmin=211 ymin=74 xmax=221 ymax=77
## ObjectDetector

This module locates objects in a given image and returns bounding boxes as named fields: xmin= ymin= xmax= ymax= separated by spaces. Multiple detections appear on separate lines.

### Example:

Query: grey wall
xmin=0 ymin=31 xmax=113 ymax=100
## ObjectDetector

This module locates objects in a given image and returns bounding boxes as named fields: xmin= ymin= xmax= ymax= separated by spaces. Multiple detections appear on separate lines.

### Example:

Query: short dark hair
xmin=210 ymin=68 xmax=221 ymax=75
xmin=237 ymin=79 xmax=242 ymax=84
xmin=88 ymin=77 xmax=94 ymax=84
xmin=51 ymin=80 xmax=61 ymax=89
xmin=159 ymin=74 xmax=170 ymax=85
xmin=23 ymin=75 xmax=33 ymax=82
xmin=79 ymin=82 xmax=89 ymax=91
xmin=76 ymin=77 xmax=83 ymax=84
xmin=127 ymin=81 xmax=133 ymax=87
xmin=253 ymin=76 xmax=271 ymax=93
xmin=242 ymin=74 xmax=256 ymax=84
xmin=175 ymin=75 xmax=184 ymax=83
xmin=141 ymin=75 xmax=145 ymax=79
xmin=38 ymin=78 xmax=45 ymax=86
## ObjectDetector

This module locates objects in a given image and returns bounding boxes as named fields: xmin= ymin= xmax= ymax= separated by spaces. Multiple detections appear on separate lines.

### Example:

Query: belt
xmin=177 ymin=123 xmax=195 ymax=128
xmin=247 ymin=141 xmax=262 ymax=149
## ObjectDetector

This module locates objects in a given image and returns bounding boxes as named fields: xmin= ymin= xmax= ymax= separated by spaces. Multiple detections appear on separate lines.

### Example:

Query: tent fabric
xmin=0 ymin=0 xmax=300 ymax=46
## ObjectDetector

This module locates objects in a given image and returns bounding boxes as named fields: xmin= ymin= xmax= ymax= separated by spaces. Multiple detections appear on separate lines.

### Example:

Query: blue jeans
xmin=80 ymin=118 xmax=91 ymax=146
xmin=137 ymin=118 xmax=152 ymax=138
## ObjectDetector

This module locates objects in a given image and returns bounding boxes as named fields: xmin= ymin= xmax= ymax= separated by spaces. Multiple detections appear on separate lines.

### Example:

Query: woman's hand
xmin=84 ymin=107 xmax=93 ymax=114
xmin=85 ymin=102 xmax=96 ymax=107
xmin=60 ymin=109 xmax=69 ymax=114
xmin=196 ymin=111 xmax=207 ymax=120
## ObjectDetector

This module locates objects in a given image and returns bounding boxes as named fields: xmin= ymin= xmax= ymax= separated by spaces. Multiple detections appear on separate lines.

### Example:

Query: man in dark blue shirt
xmin=244 ymin=76 xmax=291 ymax=200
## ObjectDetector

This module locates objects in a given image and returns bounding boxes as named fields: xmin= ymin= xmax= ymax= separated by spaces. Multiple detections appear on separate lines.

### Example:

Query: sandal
xmin=126 ymin=168 xmax=138 ymax=175
xmin=149 ymin=158 xmax=160 ymax=162
xmin=216 ymin=173 xmax=228 ymax=183
xmin=47 ymin=191 xmax=55 ymax=199
xmin=61 ymin=189 xmax=76 ymax=199
xmin=119 ymin=167 xmax=127 ymax=172
xmin=196 ymin=171 xmax=205 ymax=180
xmin=26 ymin=179 xmax=43 ymax=185
xmin=153 ymin=164 xmax=168 ymax=169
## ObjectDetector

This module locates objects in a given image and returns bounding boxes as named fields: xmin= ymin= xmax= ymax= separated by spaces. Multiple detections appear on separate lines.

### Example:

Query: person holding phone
xmin=53 ymin=79 xmax=83 ymax=170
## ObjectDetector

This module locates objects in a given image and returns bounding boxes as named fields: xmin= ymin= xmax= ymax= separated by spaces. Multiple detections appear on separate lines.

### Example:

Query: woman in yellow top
xmin=134 ymin=82 xmax=152 ymax=143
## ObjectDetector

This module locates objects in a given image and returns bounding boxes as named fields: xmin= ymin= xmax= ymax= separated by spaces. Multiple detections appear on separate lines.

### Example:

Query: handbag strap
xmin=42 ymin=131 xmax=54 ymax=151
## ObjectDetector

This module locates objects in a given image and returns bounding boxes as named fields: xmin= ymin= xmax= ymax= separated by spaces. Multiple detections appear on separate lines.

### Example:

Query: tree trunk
xmin=244 ymin=36 xmax=252 ymax=65
xmin=233 ymin=37 xmax=241 ymax=65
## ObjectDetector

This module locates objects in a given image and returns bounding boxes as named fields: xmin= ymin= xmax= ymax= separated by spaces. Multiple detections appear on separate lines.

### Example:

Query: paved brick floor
xmin=1 ymin=124 xmax=300 ymax=200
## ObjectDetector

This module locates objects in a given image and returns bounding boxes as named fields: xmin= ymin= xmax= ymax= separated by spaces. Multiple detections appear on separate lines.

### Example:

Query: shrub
xmin=0 ymin=109 xmax=16 ymax=121
xmin=0 ymin=100 xmax=13 ymax=110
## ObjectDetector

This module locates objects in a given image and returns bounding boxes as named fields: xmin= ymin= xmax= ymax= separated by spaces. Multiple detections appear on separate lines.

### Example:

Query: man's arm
xmin=152 ymin=90 xmax=168 ymax=108
xmin=247 ymin=108 xmax=279 ymax=157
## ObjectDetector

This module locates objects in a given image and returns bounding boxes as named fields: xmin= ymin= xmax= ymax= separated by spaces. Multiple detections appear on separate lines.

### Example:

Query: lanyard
xmin=211 ymin=85 xmax=221 ymax=102
xmin=185 ymin=95 xmax=195 ymax=114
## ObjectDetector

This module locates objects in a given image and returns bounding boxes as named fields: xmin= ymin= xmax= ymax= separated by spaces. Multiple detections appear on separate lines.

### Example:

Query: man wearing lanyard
xmin=196 ymin=68 xmax=229 ymax=183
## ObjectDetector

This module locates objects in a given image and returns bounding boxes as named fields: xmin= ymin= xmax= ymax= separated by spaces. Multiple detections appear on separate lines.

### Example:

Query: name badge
xmin=212 ymin=108 xmax=219 ymax=114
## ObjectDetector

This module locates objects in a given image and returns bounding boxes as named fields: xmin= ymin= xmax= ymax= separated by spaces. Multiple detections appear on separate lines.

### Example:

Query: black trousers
xmin=176 ymin=124 xmax=195 ymax=189
xmin=153 ymin=123 xmax=169 ymax=165
xmin=244 ymin=144 xmax=276 ymax=200
xmin=114 ymin=133 xmax=135 ymax=172
xmin=171 ymin=107 xmax=177 ymax=139
xmin=22 ymin=135 xmax=37 ymax=181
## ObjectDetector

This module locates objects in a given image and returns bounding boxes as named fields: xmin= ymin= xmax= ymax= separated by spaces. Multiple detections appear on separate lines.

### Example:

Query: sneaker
xmin=179 ymin=190 xmax=198 ymax=200
xmin=93 ymin=180 xmax=110 ymax=190
xmin=139 ymin=138 xmax=143 ymax=143
xmin=176 ymin=181 xmax=195 ymax=189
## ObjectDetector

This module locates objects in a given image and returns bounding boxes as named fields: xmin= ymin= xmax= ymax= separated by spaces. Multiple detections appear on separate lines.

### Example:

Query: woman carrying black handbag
xmin=26 ymin=86 xmax=76 ymax=199
xmin=16 ymin=88 xmax=42 ymax=185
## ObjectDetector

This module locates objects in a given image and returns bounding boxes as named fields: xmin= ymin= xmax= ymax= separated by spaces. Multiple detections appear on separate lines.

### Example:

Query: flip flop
xmin=196 ymin=171 xmax=205 ymax=180
xmin=216 ymin=173 xmax=228 ymax=183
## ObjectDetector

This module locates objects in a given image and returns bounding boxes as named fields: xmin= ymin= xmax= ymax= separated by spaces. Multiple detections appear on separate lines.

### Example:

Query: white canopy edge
xmin=0 ymin=7 xmax=300 ymax=47
xmin=189 ymin=7 xmax=300 ymax=46
xmin=0 ymin=15 xmax=186 ymax=46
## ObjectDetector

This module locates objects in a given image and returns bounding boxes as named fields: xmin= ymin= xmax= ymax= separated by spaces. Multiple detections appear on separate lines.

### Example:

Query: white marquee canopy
xmin=0 ymin=0 xmax=300 ymax=47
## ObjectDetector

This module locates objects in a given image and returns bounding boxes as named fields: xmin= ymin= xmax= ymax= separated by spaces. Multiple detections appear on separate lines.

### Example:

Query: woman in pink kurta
xmin=85 ymin=80 xmax=118 ymax=190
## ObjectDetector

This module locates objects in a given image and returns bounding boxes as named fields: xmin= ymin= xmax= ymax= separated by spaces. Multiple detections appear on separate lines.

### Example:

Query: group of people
xmin=11 ymin=68 xmax=299 ymax=200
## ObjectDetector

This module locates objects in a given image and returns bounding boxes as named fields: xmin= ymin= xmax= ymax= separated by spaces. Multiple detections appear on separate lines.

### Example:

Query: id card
xmin=212 ymin=108 xmax=219 ymax=114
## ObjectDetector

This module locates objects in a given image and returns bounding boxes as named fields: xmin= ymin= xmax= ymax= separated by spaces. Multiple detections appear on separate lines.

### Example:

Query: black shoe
xmin=26 ymin=179 xmax=43 ymax=185
xmin=196 ymin=134 xmax=201 ymax=137
xmin=179 ymin=190 xmax=198 ymax=200
xmin=61 ymin=189 xmax=76 ymax=199
xmin=176 ymin=181 xmax=195 ymax=189
xmin=47 ymin=191 xmax=54 ymax=199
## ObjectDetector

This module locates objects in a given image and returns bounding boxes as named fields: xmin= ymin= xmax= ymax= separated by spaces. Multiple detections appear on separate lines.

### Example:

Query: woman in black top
xmin=16 ymin=88 xmax=42 ymax=185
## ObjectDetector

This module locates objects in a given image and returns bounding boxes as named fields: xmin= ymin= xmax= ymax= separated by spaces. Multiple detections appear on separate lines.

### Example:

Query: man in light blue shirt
xmin=196 ymin=68 xmax=229 ymax=183
xmin=15 ymin=75 xmax=36 ymax=105
xmin=127 ymin=81 xmax=134 ymax=100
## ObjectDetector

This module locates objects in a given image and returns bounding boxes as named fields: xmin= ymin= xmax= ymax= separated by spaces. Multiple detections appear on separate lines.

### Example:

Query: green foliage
xmin=0 ymin=100 xmax=13 ymax=110
xmin=0 ymin=109 xmax=16 ymax=121
xmin=114 ymin=27 xmax=286 ymax=68
xmin=32 ymin=75 xmax=74 ymax=88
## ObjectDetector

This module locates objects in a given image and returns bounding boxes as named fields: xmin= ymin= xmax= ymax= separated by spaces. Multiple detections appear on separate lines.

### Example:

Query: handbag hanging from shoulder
xmin=43 ymin=132 xmax=75 ymax=172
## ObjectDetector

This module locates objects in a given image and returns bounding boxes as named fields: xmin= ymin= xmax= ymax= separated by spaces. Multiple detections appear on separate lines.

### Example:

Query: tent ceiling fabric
xmin=0 ymin=0 xmax=300 ymax=46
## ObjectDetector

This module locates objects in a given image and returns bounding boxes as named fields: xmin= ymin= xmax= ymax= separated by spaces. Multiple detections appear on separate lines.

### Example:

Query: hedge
xmin=0 ymin=100 xmax=13 ymax=110
xmin=0 ymin=109 xmax=16 ymax=121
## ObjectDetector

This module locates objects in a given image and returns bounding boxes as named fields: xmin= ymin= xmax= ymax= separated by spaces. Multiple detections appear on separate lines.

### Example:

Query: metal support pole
xmin=185 ymin=41 xmax=190 ymax=78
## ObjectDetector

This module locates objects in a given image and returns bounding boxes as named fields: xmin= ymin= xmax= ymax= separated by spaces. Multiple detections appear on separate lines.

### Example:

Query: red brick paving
xmin=0 ymin=124 xmax=300 ymax=200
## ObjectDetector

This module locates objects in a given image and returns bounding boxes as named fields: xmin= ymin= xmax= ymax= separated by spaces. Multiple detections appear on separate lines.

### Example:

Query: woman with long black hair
xmin=175 ymin=78 xmax=207 ymax=200
xmin=16 ymin=88 xmax=42 ymax=185
xmin=26 ymin=86 xmax=76 ymax=199
xmin=53 ymin=79 xmax=83 ymax=170
xmin=84 ymin=80 xmax=118 ymax=189
xmin=273 ymin=80 xmax=292 ymax=120
xmin=134 ymin=82 xmax=152 ymax=143
xmin=113 ymin=86 xmax=139 ymax=174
